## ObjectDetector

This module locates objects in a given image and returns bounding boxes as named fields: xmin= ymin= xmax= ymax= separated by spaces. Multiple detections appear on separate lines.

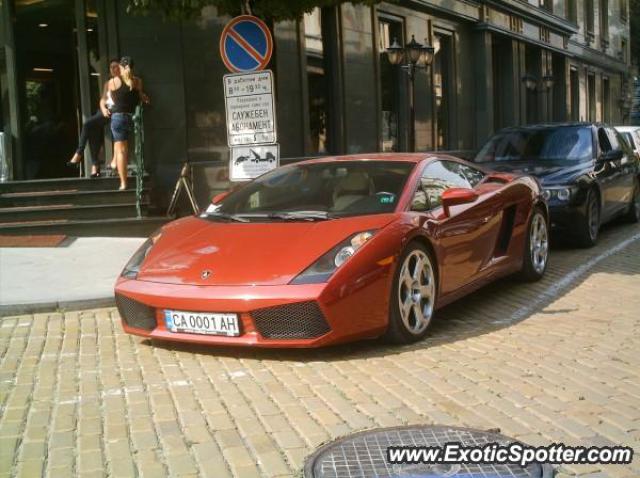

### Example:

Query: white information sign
xmin=229 ymin=144 xmax=279 ymax=181
xmin=224 ymin=71 xmax=277 ymax=146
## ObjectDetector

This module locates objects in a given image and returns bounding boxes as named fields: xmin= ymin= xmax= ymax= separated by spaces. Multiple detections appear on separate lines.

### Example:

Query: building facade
xmin=0 ymin=0 xmax=633 ymax=206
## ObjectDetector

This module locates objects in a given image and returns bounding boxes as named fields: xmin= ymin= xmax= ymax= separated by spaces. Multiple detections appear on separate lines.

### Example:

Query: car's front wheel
xmin=518 ymin=208 xmax=549 ymax=281
xmin=574 ymin=188 xmax=600 ymax=247
xmin=384 ymin=243 xmax=437 ymax=344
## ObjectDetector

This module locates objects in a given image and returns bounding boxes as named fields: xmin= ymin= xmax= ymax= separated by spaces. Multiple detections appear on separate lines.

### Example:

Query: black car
xmin=474 ymin=123 xmax=640 ymax=247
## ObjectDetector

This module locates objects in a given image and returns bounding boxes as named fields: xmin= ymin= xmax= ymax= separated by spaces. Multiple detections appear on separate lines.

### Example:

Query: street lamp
xmin=386 ymin=35 xmax=435 ymax=151
xmin=522 ymin=74 xmax=554 ymax=92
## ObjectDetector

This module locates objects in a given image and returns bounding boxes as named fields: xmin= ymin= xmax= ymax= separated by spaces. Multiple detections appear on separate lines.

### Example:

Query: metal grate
xmin=115 ymin=294 xmax=157 ymax=331
xmin=251 ymin=301 xmax=331 ymax=339
xmin=304 ymin=425 xmax=547 ymax=478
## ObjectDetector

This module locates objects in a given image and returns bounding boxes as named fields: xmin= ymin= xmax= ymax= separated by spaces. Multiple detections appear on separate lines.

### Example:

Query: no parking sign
xmin=219 ymin=15 xmax=273 ymax=73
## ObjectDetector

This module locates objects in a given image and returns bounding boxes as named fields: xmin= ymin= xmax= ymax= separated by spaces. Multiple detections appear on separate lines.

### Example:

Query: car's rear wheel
xmin=384 ymin=243 xmax=437 ymax=344
xmin=574 ymin=188 xmax=600 ymax=248
xmin=622 ymin=178 xmax=640 ymax=223
xmin=517 ymin=208 xmax=549 ymax=282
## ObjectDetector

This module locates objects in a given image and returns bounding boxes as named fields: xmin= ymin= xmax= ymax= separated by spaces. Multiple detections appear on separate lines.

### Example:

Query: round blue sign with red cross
xmin=219 ymin=15 xmax=273 ymax=73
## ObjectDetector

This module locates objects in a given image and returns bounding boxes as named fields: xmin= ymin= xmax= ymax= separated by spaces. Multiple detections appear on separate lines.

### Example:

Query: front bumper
xmin=548 ymin=201 xmax=588 ymax=233
xmin=114 ymin=275 xmax=389 ymax=348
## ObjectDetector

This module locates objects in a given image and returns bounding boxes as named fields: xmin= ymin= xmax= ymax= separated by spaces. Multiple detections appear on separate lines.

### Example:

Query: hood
xmin=481 ymin=160 xmax=592 ymax=186
xmin=136 ymin=214 xmax=396 ymax=286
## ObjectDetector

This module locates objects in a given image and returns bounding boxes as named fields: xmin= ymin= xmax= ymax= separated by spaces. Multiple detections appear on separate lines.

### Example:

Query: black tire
xmin=384 ymin=242 xmax=437 ymax=344
xmin=517 ymin=208 xmax=549 ymax=282
xmin=622 ymin=177 xmax=640 ymax=223
xmin=574 ymin=188 xmax=600 ymax=248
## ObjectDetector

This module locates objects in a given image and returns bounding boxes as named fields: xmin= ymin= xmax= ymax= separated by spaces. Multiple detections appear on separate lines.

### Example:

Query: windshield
xmin=475 ymin=126 xmax=593 ymax=163
xmin=214 ymin=160 xmax=415 ymax=219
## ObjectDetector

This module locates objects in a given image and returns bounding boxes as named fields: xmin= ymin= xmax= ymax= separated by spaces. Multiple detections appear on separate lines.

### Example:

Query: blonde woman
xmin=107 ymin=56 xmax=143 ymax=190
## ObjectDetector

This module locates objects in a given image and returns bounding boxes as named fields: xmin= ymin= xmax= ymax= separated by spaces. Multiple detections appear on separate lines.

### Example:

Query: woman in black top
xmin=107 ymin=56 xmax=143 ymax=190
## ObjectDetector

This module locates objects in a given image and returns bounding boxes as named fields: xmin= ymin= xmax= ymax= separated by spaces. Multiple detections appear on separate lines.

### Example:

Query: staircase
xmin=0 ymin=176 xmax=168 ymax=237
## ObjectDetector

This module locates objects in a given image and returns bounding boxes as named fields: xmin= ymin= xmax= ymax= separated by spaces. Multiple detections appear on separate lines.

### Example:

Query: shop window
xmin=378 ymin=15 xmax=404 ymax=152
xmin=304 ymin=8 xmax=330 ymax=154
xmin=434 ymin=33 xmax=452 ymax=150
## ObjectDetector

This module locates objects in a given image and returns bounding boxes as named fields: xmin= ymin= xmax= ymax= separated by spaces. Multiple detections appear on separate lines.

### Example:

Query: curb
xmin=0 ymin=297 xmax=116 ymax=316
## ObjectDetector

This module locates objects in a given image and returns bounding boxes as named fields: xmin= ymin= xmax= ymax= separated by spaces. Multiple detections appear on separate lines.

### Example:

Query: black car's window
xmin=598 ymin=128 xmax=613 ymax=152
xmin=419 ymin=160 xmax=483 ymax=209
xmin=613 ymin=130 xmax=634 ymax=157
xmin=216 ymin=160 xmax=415 ymax=218
xmin=476 ymin=126 xmax=593 ymax=162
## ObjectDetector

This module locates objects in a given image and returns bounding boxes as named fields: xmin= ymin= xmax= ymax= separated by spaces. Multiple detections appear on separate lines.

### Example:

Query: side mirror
xmin=601 ymin=149 xmax=623 ymax=162
xmin=211 ymin=191 xmax=230 ymax=204
xmin=441 ymin=188 xmax=479 ymax=217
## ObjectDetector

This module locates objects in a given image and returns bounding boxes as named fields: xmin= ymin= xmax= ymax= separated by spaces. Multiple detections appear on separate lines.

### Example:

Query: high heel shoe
xmin=67 ymin=153 xmax=82 ymax=167
xmin=90 ymin=172 xmax=101 ymax=178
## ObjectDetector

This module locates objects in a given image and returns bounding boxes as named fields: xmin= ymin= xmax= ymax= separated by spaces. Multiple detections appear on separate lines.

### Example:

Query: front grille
xmin=115 ymin=294 xmax=157 ymax=331
xmin=251 ymin=301 xmax=331 ymax=339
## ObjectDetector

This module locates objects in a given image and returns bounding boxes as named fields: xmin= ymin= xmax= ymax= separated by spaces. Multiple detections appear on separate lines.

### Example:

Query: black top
xmin=111 ymin=79 xmax=139 ymax=114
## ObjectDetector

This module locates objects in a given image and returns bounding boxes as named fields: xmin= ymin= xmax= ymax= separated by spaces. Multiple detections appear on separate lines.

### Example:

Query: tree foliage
xmin=126 ymin=0 xmax=385 ymax=21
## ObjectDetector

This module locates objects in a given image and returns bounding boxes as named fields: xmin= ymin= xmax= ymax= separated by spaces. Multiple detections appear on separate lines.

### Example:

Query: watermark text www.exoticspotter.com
xmin=387 ymin=443 xmax=634 ymax=467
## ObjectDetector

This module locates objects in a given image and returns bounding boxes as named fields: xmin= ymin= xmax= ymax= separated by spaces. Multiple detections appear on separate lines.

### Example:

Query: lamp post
xmin=386 ymin=35 xmax=435 ymax=151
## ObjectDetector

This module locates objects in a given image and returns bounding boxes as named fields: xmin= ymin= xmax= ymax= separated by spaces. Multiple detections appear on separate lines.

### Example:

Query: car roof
xmin=615 ymin=126 xmax=640 ymax=132
xmin=297 ymin=152 xmax=461 ymax=165
xmin=496 ymin=122 xmax=594 ymax=132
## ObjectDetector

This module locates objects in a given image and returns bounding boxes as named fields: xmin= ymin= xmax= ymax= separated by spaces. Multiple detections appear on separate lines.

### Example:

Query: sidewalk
xmin=0 ymin=237 xmax=145 ymax=314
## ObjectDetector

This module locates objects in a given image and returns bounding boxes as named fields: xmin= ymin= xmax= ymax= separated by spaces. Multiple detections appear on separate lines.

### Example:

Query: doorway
xmin=15 ymin=0 xmax=82 ymax=179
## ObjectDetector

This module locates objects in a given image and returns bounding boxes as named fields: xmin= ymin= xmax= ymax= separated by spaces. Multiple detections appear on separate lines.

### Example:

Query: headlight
xmin=290 ymin=230 xmax=377 ymax=285
xmin=121 ymin=229 xmax=162 ymax=279
xmin=543 ymin=187 xmax=574 ymax=202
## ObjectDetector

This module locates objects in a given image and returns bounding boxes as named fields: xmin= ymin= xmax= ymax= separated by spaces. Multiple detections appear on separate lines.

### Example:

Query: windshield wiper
xmin=203 ymin=212 xmax=249 ymax=223
xmin=267 ymin=211 xmax=334 ymax=221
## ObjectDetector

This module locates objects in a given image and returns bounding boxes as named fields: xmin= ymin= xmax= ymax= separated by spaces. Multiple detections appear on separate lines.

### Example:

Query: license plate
xmin=164 ymin=310 xmax=240 ymax=337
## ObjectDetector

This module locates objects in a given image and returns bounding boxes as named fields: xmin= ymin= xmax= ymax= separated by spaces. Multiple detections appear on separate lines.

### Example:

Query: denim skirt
xmin=111 ymin=113 xmax=133 ymax=142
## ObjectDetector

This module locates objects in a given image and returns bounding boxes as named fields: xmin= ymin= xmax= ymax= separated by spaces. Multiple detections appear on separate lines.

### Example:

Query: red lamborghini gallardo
xmin=115 ymin=154 xmax=548 ymax=348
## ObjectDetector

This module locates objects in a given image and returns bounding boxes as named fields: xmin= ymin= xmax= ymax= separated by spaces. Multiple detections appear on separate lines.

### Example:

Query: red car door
xmin=419 ymin=160 xmax=504 ymax=296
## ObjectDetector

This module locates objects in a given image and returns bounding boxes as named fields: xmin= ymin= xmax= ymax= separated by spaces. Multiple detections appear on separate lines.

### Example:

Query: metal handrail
xmin=132 ymin=105 xmax=145 ymax=218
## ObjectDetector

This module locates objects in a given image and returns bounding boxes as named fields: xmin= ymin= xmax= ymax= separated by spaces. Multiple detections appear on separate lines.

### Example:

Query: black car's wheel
xmin=622 ymin=178 xmax=640 ymax=223
xmin=518 ymin=208 xmax=549 ymax=282
xmin=574 ymin=188 xmax=600 ymax=248
xmin=384 ymin=242 xmax=437 ymax=344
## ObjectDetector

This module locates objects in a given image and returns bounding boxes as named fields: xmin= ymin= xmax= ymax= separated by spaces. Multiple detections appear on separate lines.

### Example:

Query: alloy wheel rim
xmin=398 ymin=250 xmax=435 ymax=335
xmin=529 ymin=213 xmax=548 ymax=274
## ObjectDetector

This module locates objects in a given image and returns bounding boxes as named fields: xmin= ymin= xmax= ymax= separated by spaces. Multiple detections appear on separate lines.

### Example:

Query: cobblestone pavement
xmin=1 ymin=223 xmax=639 ymax=478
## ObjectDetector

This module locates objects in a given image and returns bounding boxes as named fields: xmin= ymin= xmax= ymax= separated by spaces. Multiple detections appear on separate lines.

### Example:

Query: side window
xmin=598 ymin=128 xmax=612 ymax=153
xmin=419 ymin=160 xmax=480 ymax=209
xmin=612 ymin=130 xmax=634 ymax=157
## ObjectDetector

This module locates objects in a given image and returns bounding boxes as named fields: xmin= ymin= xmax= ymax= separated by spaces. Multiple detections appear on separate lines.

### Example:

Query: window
xmin=585 ymin=0 xmax=595 ymax=41
xmin=587 ymin=73 xmax=596 ymax=122
xmin=434 ymin=33 xmax=452 ymax=149
xmin=597 ymin=127 xmax=612 ymax=153
xmin=304 ymin=8 xmax=330 ymax=154
xmin=475 ymin=127 xmax=594 ymax=163
xmin=600 ymin=0 xmax=609 ymax=46
xmin=567 ymin=0 xmax=578 ymax=22
xmin=218 ymin=161 xmax=415 ymax=217
xmin=540 ymin=0 xmax=553 ymax=13
xmin=570 ymin=68 xmax=580 ymax=120
xmin=378 ymin=15 xmax=404 ymax=152
xmin=419 ymin=160 xmax=484 ymax=209
xmin=620 ymin=0 xmax=627 ymax=21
